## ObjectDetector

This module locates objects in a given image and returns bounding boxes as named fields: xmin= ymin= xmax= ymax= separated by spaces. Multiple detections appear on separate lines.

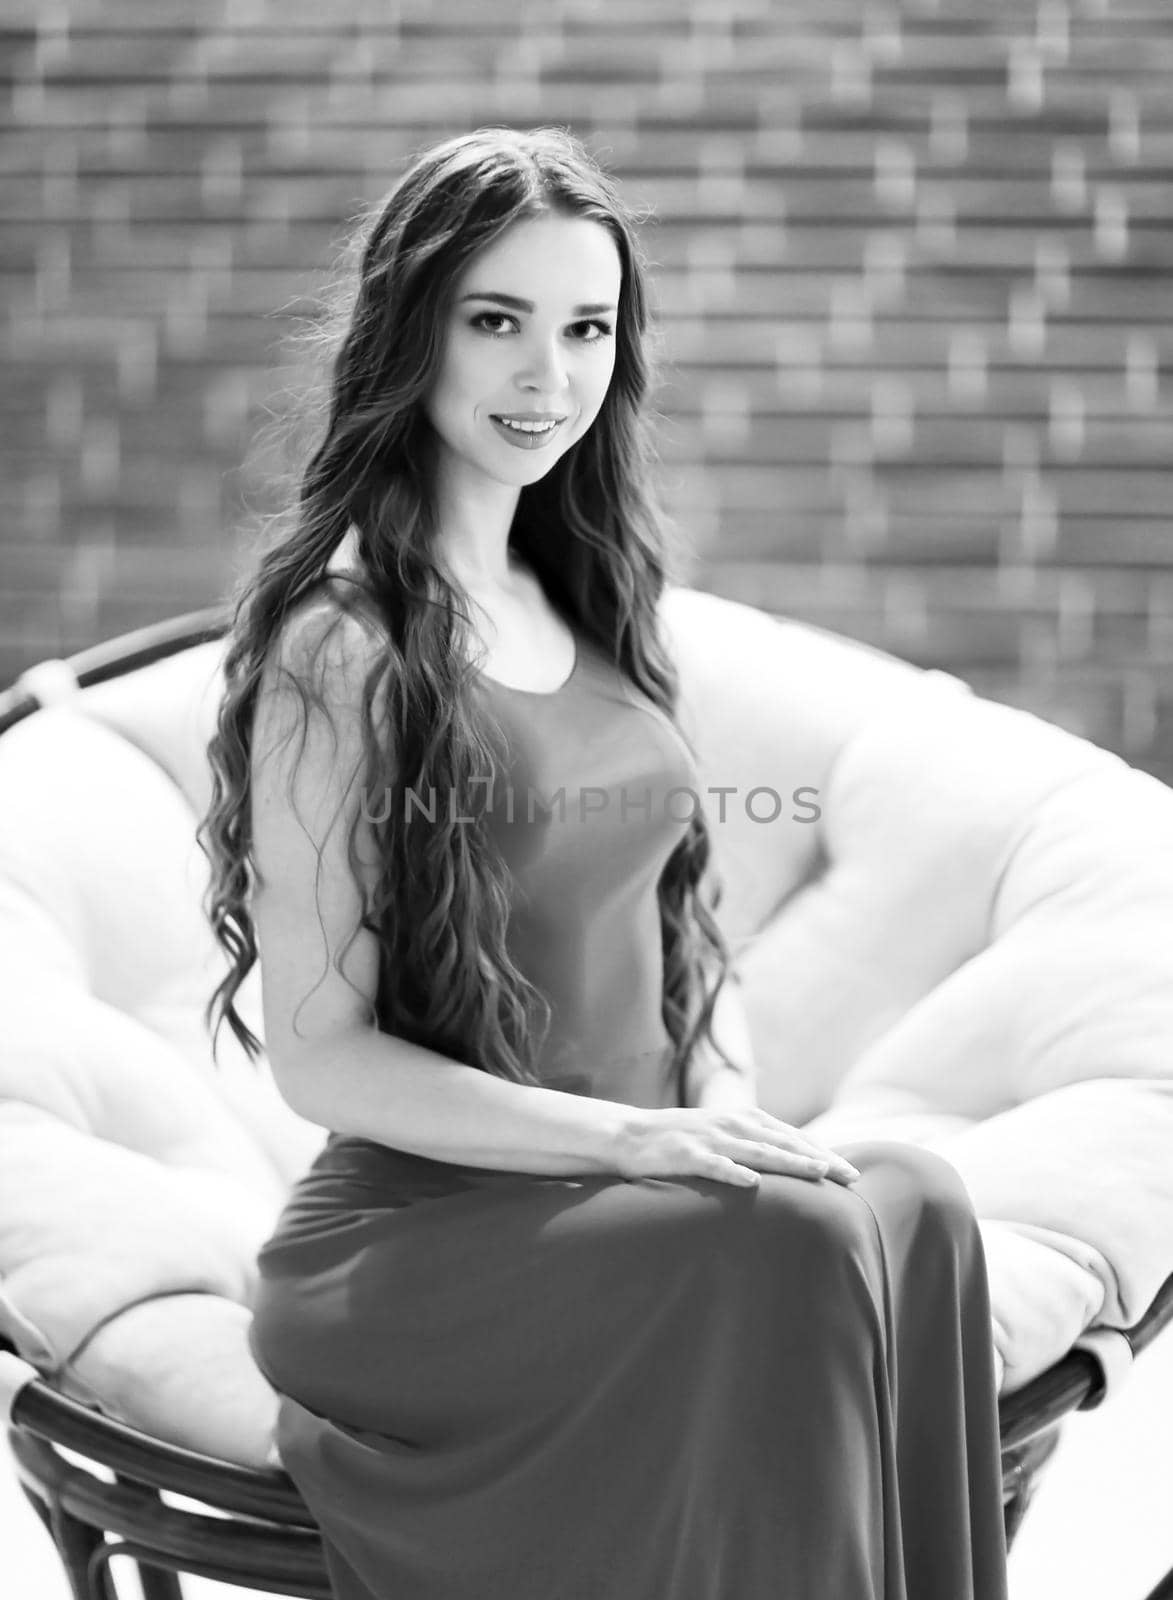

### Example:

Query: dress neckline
xmin=475 ymin=635 xmax=582 ymax=698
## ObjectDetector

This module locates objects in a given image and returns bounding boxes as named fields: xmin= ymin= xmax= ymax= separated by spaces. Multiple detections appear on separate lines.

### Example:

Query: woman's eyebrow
xmin=459 ymin=291 xmax=616 ymax=316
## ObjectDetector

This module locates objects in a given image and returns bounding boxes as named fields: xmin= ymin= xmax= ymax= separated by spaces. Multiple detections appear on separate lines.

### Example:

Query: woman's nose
xmin=516 ymin=338 xmax=568 ymax=394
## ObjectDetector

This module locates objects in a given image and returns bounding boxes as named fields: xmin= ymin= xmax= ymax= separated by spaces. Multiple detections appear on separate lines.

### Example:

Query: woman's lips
xmin=489 ymin=415 xmax=567 ymax=451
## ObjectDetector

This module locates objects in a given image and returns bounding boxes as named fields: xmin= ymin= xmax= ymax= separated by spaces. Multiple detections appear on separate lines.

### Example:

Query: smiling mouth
xmin=491 ymin=415 xmax=565 ymax=434
xmin=489 ymin=415 xmax=567 ymax=450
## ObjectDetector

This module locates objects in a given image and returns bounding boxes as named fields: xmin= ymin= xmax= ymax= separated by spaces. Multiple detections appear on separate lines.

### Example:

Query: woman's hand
xmin=613 ymin=1105 xmax=861 ymax=1189
xmin=627 ymin=972 xmax=858 ymax=1187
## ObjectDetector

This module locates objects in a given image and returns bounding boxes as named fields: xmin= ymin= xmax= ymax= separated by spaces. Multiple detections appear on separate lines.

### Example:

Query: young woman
xmin=202 ymin=126 xmax=1009 ymax=1600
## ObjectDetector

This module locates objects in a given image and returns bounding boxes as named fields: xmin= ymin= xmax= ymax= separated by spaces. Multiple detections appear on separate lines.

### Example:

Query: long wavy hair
xmin=199 ymin=124 xmax=734 ymax=1098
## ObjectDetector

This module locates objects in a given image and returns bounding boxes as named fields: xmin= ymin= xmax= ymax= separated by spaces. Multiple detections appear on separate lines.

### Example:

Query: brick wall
xmin=2 ymin=0 xmax=1171 ymax=778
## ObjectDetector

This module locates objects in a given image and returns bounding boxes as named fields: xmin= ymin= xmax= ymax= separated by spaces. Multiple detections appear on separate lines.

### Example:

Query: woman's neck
xmin=431 ymin=464 xmax=521 ymax=592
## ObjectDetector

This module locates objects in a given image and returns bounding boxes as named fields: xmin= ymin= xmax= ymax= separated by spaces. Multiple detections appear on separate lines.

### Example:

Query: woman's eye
xmin=572 ymin=319 xmax=613 ymax=343
xmin=471 ymin=312 xmax=517 ymax=337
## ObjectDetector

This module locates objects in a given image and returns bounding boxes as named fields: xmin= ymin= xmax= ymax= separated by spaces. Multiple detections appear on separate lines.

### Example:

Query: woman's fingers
xmin=690 ymin=1140 xmax=824 ymax=1186
xmin=723 ymin=1120 xmax=857 ymax=1184
xmin=620 ymin=1110 xmax=860 ymax=1188
xmin=732 ymin=1138 xmax=859 ymax=1186
xmin=700 ymin=1153 xmax=762 ymax=1188
xmin=732 ymin=1109 xmax=834 ymax=1150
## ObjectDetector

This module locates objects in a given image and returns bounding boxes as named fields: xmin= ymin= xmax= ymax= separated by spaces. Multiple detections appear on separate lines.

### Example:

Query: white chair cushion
xmin=0 ymin=703 xmax=323 ymax=1463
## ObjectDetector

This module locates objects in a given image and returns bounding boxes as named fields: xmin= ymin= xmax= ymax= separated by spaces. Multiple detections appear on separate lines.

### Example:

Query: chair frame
xmin=3 ymin=610 xmax=1173 ymax=1600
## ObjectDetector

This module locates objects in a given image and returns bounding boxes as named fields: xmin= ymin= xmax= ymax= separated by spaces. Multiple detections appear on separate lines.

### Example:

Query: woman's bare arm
xmin=277 ymin=1025 xmax=637 ymax=1174
xmin=251 ymin=597 xmax=634 ymax=1173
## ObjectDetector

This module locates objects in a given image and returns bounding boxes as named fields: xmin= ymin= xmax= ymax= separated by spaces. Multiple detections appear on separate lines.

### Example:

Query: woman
xmin=201 ymin=126 xmax=1009 ymax=1600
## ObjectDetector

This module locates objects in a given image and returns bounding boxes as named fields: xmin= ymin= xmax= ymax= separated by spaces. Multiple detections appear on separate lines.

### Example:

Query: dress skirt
xmin=249 ymin=1136 xmax=1010 ymax=1600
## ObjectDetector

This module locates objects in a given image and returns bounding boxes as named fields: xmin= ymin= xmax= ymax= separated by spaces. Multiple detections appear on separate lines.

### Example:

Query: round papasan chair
xmin=1 ymin=585 xmax=1172 ymax=1600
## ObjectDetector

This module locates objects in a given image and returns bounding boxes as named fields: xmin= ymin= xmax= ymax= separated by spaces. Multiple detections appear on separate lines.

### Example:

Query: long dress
xmin=248 ymin=628 xmax=1010 ymax=1600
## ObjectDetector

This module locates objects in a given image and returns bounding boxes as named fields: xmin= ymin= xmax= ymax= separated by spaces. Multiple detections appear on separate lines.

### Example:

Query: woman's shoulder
xmin=269 ymin=569 xmax=385 ymax=691
xmin=253 ymin=577 xmax=389 ymax=774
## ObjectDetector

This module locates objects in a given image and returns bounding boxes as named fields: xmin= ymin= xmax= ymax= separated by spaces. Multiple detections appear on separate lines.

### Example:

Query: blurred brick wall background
xmin=2 ymin=0 xmax=1171 ymax=778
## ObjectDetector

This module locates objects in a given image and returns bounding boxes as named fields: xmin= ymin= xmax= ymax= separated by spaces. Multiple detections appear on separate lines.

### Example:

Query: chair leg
xmin=49 ymin=1502 xmax=118 ymax=1600
xmin=19 ymin=1480 xmax=57 ymax=1542
xmin=1003 ymin=1486 xmax=1032 ymax=1550
xmin=1001 ymin=1423 xmax=1063 ymax=1550
xmin=136 ymin=1561 xmax=185 ymax=1600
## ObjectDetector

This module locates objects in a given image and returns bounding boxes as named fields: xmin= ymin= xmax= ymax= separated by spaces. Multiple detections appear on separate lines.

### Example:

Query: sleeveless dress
xmin=248 ymin=628 xmax=1010 ymax=1600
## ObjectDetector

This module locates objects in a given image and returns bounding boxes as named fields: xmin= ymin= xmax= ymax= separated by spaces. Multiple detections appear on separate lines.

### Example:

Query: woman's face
xmin=424 ymin=212 xmax=622 ymax=497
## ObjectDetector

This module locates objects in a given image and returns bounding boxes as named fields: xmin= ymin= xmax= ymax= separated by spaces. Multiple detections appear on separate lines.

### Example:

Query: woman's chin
xmin=487 ymin=445 xmax=572 ymax=486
